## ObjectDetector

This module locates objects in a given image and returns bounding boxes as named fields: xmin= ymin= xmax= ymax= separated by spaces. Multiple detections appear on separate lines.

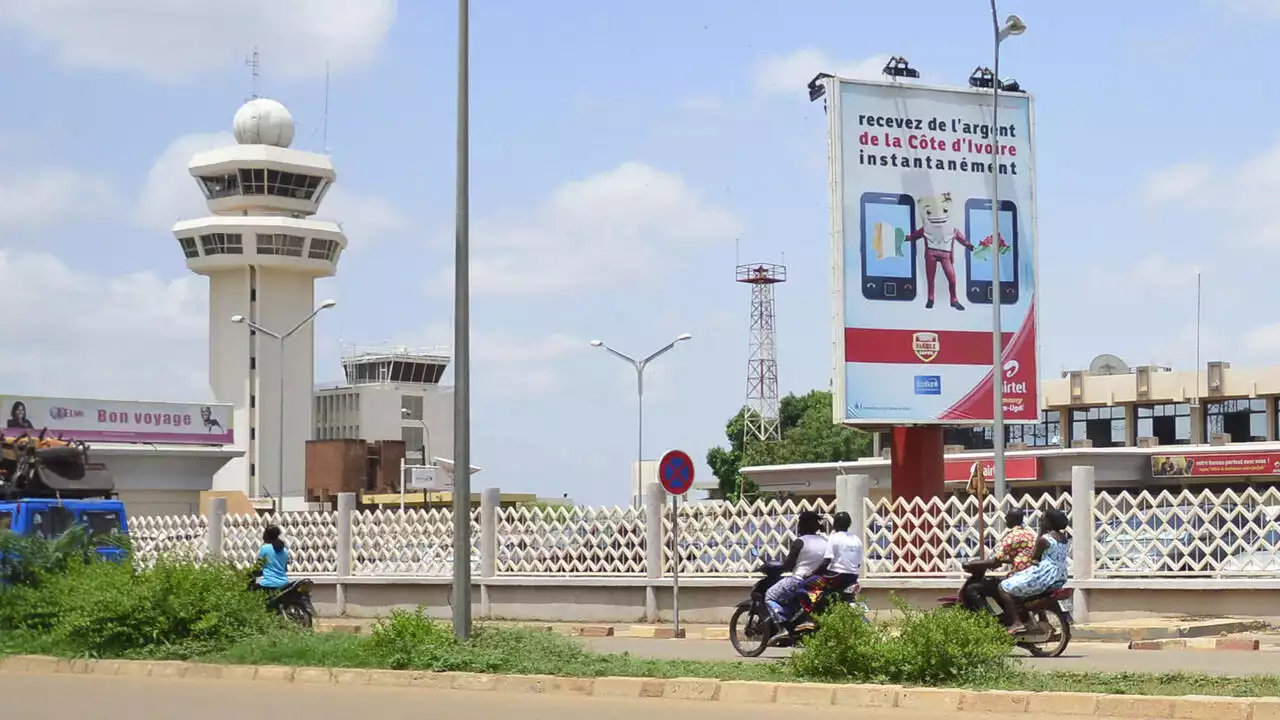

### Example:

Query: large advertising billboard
xmin=1152 ymin=453 xmax=1280 ymax=479
xmin=828 ymin=77 xmax=1040 ymax=424
xmin=0 ymin=395 xmax=234 ymax=445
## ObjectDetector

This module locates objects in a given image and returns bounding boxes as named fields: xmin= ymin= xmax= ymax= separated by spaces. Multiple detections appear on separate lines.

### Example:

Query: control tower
xmin=172 ymin=98 xmax=346 ymax=507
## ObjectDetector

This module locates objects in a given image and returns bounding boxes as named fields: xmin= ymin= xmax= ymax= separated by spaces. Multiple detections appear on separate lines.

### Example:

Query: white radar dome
xmin=233 ymin=98 xmax=295 ymax=148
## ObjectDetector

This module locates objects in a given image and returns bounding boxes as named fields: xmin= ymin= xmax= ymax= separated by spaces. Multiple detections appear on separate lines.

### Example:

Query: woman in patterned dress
xmin=996 ymin=508 xmax=1070 ymax=635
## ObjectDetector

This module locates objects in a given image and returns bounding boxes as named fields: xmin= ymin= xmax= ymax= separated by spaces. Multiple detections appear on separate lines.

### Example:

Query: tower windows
xmin=177 ymin=237 xmax=199 ymax=259
xmin=256 ymin=233 xmax=306 ymax=257
xmin=308 ymin=238 xmax=340 ymax=261
xmin=199 ymin=232 xmax=244 ymax=255
xmin=198 ymin=170 xmax=325 ymax=201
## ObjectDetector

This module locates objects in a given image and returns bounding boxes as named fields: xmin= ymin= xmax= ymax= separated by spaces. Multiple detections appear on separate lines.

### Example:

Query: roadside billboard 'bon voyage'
xmin=827 ymin=77 xmax=1041 ymax=425
xmin=0 ymin=395 xmax=233 ymax=445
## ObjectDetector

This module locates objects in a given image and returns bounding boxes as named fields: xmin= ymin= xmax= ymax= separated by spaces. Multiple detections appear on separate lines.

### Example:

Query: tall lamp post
xmin=401 ymin=407 xmax=433 ymax=467
xmin=988 ymin=5 xmax=1026 ymax=501
xmin=230 ymin=298 xmax=337 ymax=513
xmin=589 ymin=334 xmax=693 ymax=505
xmin=451 ymin=0 xmax=473 ymax=641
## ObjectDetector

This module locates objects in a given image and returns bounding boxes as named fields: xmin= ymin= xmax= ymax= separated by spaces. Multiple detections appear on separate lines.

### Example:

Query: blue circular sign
xmin=658 ymin=449 xmax=694 ymax=495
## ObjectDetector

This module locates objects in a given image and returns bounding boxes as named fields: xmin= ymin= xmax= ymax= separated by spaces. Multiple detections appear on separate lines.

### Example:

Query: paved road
xmin=2 ymin=673 xmax=1055 ymax=719
xmin=580 ymin=637 xmax=1280 ymax=676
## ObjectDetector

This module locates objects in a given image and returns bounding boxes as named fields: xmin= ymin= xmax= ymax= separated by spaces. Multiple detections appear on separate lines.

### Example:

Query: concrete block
xmin=960 ymin=689 xmax=1030 ymax=713
xmin=183 ymin=663 xmax=223 ymax=680
xmin=1131 ymin=639 xmax=1186 ymax=650
xmin=1096 ymin=694 xmax=1175 ymax=718
xmin=833 ymin=683 xmax=899 ymax=708
xmin=547 ymin=677 xmax=594 ymax=695
xmin=662 ymin=677 xmax=721 ymax=701
xmin=578 ymin=625 xmax=615 ymax=638
xmin=1172 ymin=695 xmax=1250 ymax=720
xmin=628 ymin=625 xmax=686 ymax=639
xmin=332 ymin=668 xmax=371 ymax=686
xmin=252 ymin=665 xmax=296 ymax=683
xmin=367 ymin=669 xmax=412 ymax=687
xmin=406 ymin=671 xmax=455 ymax=689
xmin=87 ymin=660 xmax=127 ymax=676
xmin=220 ymin=666 xmax=259 ymax=682
xmin=61 ymin=658 xmax=93 ymax=674
xmin=115 ymin=661 xmax=153 ymax=678
xmin=449 ymin=672 xmax=498 ymax=692
xmin=592 ymin=676 xmax=648 ymax=698
xmin=699 ymin=627 xmax=730 ymax=641
xmin=293 ymin=667 xmax=334 ymax=684
xmin=147 ymin=661 xmax=189 ymax=679
xmin=1251 ymin=698 xmax=1280 ymax=720
xmin=775 ymin=682 xmax=836 ymax=706
xmin=895 ymin=687 xmax=962 ymax=712
xmin=719 ymin=681 xmax=778 ymax=704
xmin=4 ymin=655 xmax=60 ymax=674
xmin=494 ymin=674 xmax=551 ymax=694
xmin=1026 ymin=692 xmax=1100 ymax=716
xmin=1216 ymin=637 xmax=1260 ymax=651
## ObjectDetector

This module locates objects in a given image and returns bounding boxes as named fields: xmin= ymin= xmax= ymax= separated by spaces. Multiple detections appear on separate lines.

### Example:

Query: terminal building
xmin=739 ymin=355 xmax=1280 ymax=498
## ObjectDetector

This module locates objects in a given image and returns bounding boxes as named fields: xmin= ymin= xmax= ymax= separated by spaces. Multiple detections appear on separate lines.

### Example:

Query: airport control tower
xmin=172 ymin=98 xmax=346 ymax=508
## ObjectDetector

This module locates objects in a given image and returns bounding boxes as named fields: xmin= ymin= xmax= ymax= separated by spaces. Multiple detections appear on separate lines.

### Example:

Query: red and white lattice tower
xmin=736 ymin=263 xmax=787 ymax=444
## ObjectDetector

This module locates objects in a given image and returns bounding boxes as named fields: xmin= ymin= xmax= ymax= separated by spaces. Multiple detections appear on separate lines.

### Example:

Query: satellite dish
xmin=1088 ymin=353 xmax=1130 ymax=376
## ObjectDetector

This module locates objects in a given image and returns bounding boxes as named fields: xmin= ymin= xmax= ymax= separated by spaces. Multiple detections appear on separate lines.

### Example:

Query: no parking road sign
xmin=658 ymin=449 xmax=694 ymax=496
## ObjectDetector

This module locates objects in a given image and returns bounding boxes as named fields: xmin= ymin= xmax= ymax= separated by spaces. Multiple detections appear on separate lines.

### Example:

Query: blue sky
xmin=0 ymin=0 xmax=1276 ymax=506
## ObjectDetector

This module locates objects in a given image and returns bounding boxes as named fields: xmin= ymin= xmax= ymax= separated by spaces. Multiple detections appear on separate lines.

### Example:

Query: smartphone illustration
xmin=859 ymin=192 xmax=917 ymax=301
xmin=964 ymin=198 xmax=1019 ymax=305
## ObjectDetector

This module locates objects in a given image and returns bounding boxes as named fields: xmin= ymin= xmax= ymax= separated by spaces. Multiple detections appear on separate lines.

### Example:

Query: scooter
xmin=248 ymin=572 xmax=316 ymax=628
xmin=728 ymin=562 xmax=868 ymax=657
xmin=938 ymin=561 xmax=1072 ymax=658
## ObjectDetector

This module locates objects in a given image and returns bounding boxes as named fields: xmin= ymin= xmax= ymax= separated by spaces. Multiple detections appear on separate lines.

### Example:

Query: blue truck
xmin=0 ymin=434 xmax=127 ymax=560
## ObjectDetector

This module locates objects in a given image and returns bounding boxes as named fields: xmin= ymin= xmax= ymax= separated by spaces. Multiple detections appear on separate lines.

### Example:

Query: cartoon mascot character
xmin=906 ymin=192 xmax=972 ymax=310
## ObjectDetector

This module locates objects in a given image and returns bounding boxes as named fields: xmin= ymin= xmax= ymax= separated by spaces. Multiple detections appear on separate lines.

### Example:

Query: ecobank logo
xmin=913 ymin=375 xmax=942 ymax=395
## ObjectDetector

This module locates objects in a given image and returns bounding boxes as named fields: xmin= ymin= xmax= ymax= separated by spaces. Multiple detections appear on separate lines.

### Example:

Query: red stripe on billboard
xmin=944 ymin=457 xmax=1039 ymax=483
xmin=938 ymin=303 xmax=1039 ymax=422
xmin=844 ymin=327 xmax=1015 ymax=365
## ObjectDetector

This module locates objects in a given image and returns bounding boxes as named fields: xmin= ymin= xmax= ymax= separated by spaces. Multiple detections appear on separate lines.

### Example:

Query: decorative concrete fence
xmin=126 ymin=467 xmax=1280 ymax=623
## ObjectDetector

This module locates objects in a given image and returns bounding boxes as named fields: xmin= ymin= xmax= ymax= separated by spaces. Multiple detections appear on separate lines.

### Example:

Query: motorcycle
xmin=248 ymin=573 xmax=316 ymax=628
xmin=729 ymin=562 xmax=868 ymax=658
xmin=938 ymin=561 xmax=1072 ymax=658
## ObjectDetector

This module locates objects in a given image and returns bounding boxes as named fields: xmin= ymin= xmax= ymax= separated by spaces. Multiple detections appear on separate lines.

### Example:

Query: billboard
xmin=943 ymin=456 xmax=1039 ymax=485
xmin=827 ymin=77 xmax=1040 ymax=424
xmin=1151 ymin=452 xmax=1280 ymax=479
xmin=0 ymin=395 xmax=233 ymax=445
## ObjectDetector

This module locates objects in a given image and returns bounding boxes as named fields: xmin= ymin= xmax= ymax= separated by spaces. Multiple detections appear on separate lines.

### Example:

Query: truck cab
xmin=0 ymin=498 xmax=129 ymax=561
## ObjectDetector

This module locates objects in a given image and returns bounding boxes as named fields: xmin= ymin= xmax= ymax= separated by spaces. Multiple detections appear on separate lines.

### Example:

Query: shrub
xmin=789 ymin=597 xmax=1015 ymax=686
xmin=39 ymin=558 xmax=279 ymax=658
xmin=0 ymin=526 xmax=108 ymax=588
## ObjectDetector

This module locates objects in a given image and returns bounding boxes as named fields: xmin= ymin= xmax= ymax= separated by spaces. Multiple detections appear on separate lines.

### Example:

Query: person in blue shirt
xmin=256 ymin=525 xmax=290 ymax=589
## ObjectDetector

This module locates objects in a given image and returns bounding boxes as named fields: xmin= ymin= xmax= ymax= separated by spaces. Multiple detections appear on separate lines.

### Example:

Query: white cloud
xmin=439 ymin=162 xmax=741 ymax=296
xmin=753 ymin=49 xmax=891 ymax=96
xmin=410 ymin=323 xmax=585 ymax=396
xmin=1140 ymin=162 xmax=1210 ymax=206
xmin=1141 ymin=139 xmax=1280 ymax=247
xmin=1246 ymin=323 xmax=1280 ymax=357
xmin=1210 ymin=0 xmax=1280 ymax=20
xmin=0 ymin=167 xmax=116 ymax=230
xmin=135 ymin=131 xmax=411 ymax=248
xmin=1129 ymin=253 xmax=1202 ymax=289
xmin=0 ymin=0 xmax=395 ymax=83
xmin=0 ymin=249 xmax=209 ymax=400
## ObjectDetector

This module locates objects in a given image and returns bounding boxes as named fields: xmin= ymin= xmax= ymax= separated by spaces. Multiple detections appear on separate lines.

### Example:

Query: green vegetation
xmin=706 ymin=390 xmax=872 ymax=502
xmin=3 ymin=531 xmax=1280 ymax=699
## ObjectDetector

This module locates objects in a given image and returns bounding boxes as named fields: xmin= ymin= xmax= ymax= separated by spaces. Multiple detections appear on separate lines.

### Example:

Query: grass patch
xmin=980 ymin=670 xmax=1280 ymax=698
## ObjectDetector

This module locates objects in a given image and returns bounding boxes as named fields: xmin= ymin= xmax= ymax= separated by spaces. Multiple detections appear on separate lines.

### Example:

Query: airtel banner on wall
xmin=944 ymin=457 xmax=1039 ymax=484
xmin=0 ymin=395 xmax=234 ymax=445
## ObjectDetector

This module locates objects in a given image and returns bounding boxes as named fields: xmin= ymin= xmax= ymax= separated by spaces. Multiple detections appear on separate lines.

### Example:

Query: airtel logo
xmin=1003 ymin=360 xmax=1020 ymax=379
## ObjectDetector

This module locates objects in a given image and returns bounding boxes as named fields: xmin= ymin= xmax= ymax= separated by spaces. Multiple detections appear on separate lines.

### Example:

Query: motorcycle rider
xmin=763 ymin=510 xmax=827 ymax=642
xmin=997 ymin=507 xmax=1071 ymax=635
xmin=965 ymin=507 xmax=1037 ymax=620
xmin=793 ymin=511 xmax=864 ymax=632
xmin=255 ymin=525 xmax=291 ymax=593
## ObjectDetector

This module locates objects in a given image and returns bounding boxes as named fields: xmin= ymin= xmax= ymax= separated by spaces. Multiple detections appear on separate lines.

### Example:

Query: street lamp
xmin=401 ymin=407 xmax=433 ymax=467
xmin=230 ymin=298 xmax=337 ymax=512
xmin=989 ymin=5 xmax=1026 ymax=500
xmin=590 ymin=334 xmax=693 ymax=505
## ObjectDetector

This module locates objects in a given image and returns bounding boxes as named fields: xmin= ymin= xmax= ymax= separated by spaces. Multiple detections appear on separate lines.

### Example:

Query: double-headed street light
xmin=230 ymin=299 xmax=337 ymax=512
xmin=590 ymin=334 xmax=693 ymax=505
xmin=989 ymin=5 xmax=1026 ymax=501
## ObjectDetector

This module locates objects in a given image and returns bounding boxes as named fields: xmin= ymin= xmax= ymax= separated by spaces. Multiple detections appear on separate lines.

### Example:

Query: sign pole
xmin=671 ymin=492 xmax=680 ymax=637
xmin=657 ymin=449 xmax=694 ymax=638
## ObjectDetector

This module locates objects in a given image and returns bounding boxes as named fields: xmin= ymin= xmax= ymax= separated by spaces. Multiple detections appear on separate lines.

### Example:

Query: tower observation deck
xmin=173 ymin=97 xmax=347 ymax=507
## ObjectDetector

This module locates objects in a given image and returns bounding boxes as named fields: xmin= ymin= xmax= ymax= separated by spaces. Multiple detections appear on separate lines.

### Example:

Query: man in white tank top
xmin=764 ymin=511 xmax=828 ymax=637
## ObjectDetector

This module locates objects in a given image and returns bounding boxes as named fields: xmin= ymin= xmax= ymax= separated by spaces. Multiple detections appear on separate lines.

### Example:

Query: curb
xmin=1076 ymin=620 xmax=1269 ymax=643
xmin=316 ymin=622 xmax=730 ymax=641
xmin=1129 ymin=637 xmax=1261 ymax=652
xmin=3 ymin=655 xmax=1278 ymax=717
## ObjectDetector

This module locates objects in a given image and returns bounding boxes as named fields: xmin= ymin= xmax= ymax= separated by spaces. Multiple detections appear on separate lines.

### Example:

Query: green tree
xmin=706 ymin=390 xmax=872 ymax=502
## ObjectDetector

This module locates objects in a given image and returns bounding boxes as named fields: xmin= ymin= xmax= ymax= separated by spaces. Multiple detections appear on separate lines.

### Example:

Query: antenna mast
xmin=322 ymin=60 xmax=331 ymax=153
xmin=737 ymin=262 xmax=787 ymax=446
xmin=1193 ymin=270 xmax=1202 ymax=407
xmin=246 ymin=47 xmax=261 ymax=100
